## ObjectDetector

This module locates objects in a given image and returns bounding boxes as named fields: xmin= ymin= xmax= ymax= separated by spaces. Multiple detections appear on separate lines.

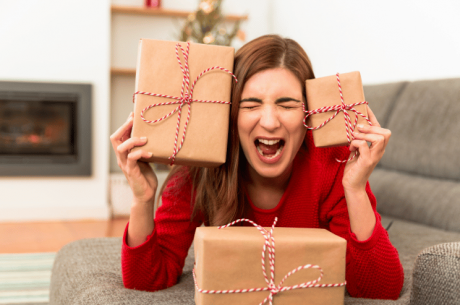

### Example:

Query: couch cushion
xmin=369 ymin=168 xmax=460 ymax=232
xmin=378 ymin=78 xmax=460 ymax=180
xmin=410 ymin=242 xmax=460 ymax=304
xmin=363 ymin=82 xmax=407 ymax=128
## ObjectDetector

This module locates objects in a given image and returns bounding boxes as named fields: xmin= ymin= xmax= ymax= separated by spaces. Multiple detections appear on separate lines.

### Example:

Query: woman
xmin=110 ymin=35 xmax=404 ymax=299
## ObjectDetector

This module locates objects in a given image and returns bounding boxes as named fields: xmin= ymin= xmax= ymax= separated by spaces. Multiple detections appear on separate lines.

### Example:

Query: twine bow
xmin=303 ymin=73 xmax=372 ymax=163
xmin=133 ymin=42 xmax=237 ymax=165
xmin=193 ymin=217 xmax=347 ymax=305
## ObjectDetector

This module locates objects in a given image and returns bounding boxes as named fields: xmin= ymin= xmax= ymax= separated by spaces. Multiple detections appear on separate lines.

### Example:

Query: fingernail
xmin=130 ymin=112 xmax=134 ymax=116
xmin=141 ymin=137 xmax=147 ymax=141
xmin=357 ymin=124 xmax=364 ymax=129
xmin=148 ymin=152 xmax=153 ymax=157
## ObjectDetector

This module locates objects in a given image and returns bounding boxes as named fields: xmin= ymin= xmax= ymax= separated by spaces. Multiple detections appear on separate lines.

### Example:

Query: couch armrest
xmin=410 ymin=242 xmax=460 ymax=305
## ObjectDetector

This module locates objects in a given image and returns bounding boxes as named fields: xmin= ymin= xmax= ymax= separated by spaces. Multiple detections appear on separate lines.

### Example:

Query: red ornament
xmin=145 ymin=0 xmax=161 ymax=8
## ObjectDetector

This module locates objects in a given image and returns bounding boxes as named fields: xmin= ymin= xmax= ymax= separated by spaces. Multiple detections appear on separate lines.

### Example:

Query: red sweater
xmin=121 ymin=132 xmax=404 ymax=299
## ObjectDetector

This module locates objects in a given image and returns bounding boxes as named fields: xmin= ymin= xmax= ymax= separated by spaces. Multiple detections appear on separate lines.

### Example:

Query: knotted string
xmin=193 ymin=217 xmax=347 ymax=305
xmin=133 ymin=42 xmax=237 ymax=165
xmin=303 ymin=73 xmax=372 ymax=163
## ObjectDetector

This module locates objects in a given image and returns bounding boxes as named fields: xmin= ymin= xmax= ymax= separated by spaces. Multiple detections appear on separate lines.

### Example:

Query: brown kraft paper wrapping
xmin=131 ymin=39 xmax=234 ymax=167
xmin=194 ymin=226 xmax=347 ymax=305
xmin=305 ymin=71 xmax=369 ymax=147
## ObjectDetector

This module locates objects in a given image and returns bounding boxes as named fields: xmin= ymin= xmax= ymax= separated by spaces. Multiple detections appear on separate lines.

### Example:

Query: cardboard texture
xmin=131 ymin=39 xmax=234 ymax=167
xmin=194 ymin=227 xmax=347 ymax=305
xmin=305 ymin=71 xmax=369 ymax=147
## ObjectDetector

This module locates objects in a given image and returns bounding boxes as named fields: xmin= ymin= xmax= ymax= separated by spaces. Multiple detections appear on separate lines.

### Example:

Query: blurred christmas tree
xmin=179 ymin=0 xmax=246 ymax=46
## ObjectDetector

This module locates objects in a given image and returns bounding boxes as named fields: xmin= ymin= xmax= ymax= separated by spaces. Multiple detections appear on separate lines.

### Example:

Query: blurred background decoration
xmin=145 ymin=0 xmax=161 ymax=8
xmin=179 ymin=0 xmax=245 ymax=46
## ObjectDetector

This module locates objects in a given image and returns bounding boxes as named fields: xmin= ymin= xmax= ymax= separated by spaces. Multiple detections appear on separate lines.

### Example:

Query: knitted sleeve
xmin=121 ymin=171 xmax=202 ymax=292
xmin=322 ymin=178 xmax=404 ymax=300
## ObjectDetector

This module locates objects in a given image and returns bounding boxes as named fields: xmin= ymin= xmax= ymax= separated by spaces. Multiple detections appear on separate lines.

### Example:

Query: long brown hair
xmin=158 ymin=35 xmax=315 ymax=226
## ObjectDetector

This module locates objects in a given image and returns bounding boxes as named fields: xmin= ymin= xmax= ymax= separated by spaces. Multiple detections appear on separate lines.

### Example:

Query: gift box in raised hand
xmin=131 ymin=39 xmax=236 ymax=167
xmin=304 ymin=71 xmax=371 ymax=151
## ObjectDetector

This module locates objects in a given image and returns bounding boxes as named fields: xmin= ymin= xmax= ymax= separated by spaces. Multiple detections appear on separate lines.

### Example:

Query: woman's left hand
xmin=343 ymin=106 xmax=391 ymax=192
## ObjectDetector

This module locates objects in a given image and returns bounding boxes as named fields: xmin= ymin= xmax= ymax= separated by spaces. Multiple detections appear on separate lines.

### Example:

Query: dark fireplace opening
xmin=0 ymin=95 xmax=77 ymax=156
xmin=0 ymin=81 xmax=92 ymax=176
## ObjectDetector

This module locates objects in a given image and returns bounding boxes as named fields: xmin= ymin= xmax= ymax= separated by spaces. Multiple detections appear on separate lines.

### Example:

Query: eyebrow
xmin=240 ymin=97 xmax=302 ymax=104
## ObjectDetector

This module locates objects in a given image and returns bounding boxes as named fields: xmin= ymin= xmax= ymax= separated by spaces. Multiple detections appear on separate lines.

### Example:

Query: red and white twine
xmin=133 ymin=42 xmax=237 ymax=165
xmin=303 ymin=73 xmax=372 ymax=163
xmin=192 ymin=217 xmax=347 ymax=305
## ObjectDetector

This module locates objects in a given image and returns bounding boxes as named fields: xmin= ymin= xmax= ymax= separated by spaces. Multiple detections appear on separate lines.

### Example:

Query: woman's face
xmin=238 ymin=67 xmax=306 ymax=180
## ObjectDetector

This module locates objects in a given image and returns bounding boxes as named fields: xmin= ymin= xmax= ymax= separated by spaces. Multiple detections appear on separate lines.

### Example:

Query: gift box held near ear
xmin=131 ymin=39 xmax=235 ymax=167
xmin=305 ymin=71 xmax=370 ymax=148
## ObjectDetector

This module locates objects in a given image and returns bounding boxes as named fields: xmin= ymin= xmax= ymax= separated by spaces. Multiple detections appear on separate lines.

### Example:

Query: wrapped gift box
xmin=131 ymin=39 xmax=235 ymax=167
xmin=194 ymin=225 xmax=347 ymax=305
xmin=305 ymin=71 xmax=369 ymax=147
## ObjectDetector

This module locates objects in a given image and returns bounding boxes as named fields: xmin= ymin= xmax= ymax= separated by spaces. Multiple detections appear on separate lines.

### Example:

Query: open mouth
xmin=255 ymin=139 xmax=285 ymax=159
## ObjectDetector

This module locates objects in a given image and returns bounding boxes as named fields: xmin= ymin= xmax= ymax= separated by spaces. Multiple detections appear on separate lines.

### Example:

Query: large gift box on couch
xmin=193 ymin=221 xmax=347 ymax=305
xmin=49 ymin=76 xmax=460 ymax=304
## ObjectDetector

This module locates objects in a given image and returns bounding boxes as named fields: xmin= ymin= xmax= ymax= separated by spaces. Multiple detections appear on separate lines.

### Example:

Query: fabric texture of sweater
xmin=121 ymin=131 xmax=404 ymax=300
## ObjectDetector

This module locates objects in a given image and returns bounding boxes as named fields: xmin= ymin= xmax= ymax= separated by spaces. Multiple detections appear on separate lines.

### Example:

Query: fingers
xmin=117 ymin=137 xmax=148 ymax=164
xmin=353 ymin=131 xmax=385 ymax=150
xmin=117 ymin=137 xmax=147 ymax=154
xmin=349 ymin=139 xmax=371 ymax=162
xmin=110 ymin=114 xmax=134 ymax=168
xmin=350 ymin=140 xmax=370 ymax=158
xmin=351 ymin=131 xmax=385 ymax=168
xmin=366 ymin=105 xmax=381 ymax=127
xmin=110 ymin=112 xmax=134 ymax=150
xmin=355 ymin=123 xmax=391 ymax=148
xmin=127 ymin=149 xmax=153 ymax=173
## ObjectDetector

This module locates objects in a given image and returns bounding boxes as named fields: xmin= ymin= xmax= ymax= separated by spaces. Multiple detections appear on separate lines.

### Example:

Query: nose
xmin=259 ymin=105 xmax=281 ymax=131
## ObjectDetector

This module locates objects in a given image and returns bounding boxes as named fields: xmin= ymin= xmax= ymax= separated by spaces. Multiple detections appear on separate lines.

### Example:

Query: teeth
xmin=256 ymin=144 xmax=283 ymax=159
xmin=258 ymin=139 xmax=280 ymax=145
xmin=256 ymin=145 xmax=263 ymax=155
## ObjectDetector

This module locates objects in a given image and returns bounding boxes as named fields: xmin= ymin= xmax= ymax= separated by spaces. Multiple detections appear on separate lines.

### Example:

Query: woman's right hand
xmin=110 ymin=112 xmax=158 ymax=206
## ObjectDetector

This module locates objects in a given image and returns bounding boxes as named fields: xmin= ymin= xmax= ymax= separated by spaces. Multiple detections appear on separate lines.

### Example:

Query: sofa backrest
xmin=364 ymin=78 xmax=460 ymax=231
xmin=363 ymin=81 xmax=407 ymax=128
xmin=365 ymin=78 xmax=460 ymax=181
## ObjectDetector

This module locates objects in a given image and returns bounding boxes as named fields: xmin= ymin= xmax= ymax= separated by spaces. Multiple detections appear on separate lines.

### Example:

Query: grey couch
xmin=50 ymin=77 xmax=460 ymax=304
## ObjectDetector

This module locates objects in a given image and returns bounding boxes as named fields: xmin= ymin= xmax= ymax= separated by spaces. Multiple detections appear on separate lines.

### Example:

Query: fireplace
xmin=0 ymin=81 xmax=92 ymax=176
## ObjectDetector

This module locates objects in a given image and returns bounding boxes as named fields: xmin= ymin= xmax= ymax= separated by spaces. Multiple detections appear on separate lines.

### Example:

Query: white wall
xmin=271 ymin=0 xmax=460 ymax=84
xmin=0 ymin=0 xmax=111 ymax=221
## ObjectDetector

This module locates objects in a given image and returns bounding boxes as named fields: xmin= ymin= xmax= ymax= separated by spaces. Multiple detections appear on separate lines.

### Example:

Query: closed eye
xmin=279 ymin=103 xmax=302 ymax=110
xmin=240 ymin=104 xmax=259 ymax=109
xmin=277 ymin=97 xmax=302 ymax=110
xmin=239 ymin=97 xmax=302 ymax=110
xmin=239 ymin=99 xmax=261 ymax=109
